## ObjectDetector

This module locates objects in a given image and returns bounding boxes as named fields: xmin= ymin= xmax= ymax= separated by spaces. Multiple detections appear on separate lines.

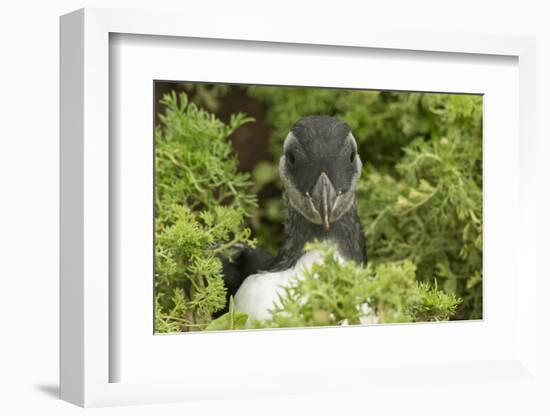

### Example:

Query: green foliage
xmin=356 ymin=95 xmax=483 ymax=319
xmin=180 ymin=83 xmax=230 ymax=113
xmin=155 ymin=85 xmax=483 ymax=333
xmin=205 ymin=297 xmax=248 ymax=331
xmin=155 ymin=92 xmax=257 ymax=332
xmin=251 ymin=242 xmax=459 ymax=329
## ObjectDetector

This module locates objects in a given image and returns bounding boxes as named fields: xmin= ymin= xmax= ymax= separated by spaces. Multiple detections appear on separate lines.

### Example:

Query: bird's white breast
xmin=234 ymin=250 xmax=337 ymax=324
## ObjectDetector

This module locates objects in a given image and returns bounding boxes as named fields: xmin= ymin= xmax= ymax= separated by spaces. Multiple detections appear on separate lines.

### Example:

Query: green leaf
xmin=204 ymin=297 xmax=249 ymax=331
xmin=155 ymin=91 xmax=257 ymax=333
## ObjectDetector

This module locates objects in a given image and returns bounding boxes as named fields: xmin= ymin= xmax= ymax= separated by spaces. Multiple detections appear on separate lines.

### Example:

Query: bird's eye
xmin=349 ymin=150 xmax=356 ymax=163
xmin=287 ymin=151 xmax=296 ymax=165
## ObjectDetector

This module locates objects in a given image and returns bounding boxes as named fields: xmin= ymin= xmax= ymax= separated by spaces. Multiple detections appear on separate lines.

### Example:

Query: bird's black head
xmin=279 ymin=116 xmax=362 ymax=230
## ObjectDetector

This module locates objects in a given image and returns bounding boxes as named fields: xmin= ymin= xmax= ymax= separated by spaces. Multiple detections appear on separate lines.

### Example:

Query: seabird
xmin=233 ymin=116 xmax=367 ymax=323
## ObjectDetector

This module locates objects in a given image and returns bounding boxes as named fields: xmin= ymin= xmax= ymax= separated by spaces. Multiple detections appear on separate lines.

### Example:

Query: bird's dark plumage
xmin=269 ymin=197 xmax=366 ymax=271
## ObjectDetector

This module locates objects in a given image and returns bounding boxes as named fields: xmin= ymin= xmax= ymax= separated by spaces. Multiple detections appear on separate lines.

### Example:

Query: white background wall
xmin=0 ymin=1 xmax=548 ymax=415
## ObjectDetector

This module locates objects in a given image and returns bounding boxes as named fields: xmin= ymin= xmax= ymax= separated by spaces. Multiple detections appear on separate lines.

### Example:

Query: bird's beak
xmin=310 ymin=172 xmax=338 ymax=231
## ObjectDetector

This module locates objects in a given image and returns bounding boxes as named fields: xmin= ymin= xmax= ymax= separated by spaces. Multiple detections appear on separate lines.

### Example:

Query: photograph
xmin=153 ymin=81 xmax=483 ymax=333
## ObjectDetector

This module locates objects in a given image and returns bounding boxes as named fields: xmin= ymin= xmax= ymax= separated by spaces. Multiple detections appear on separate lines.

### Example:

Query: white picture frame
xmin=60 ymin=7 xmax=538 ymax=408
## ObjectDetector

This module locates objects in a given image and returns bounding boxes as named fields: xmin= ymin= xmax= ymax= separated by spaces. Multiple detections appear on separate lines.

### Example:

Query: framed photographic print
xmin=60 ymin=7 xmax=538 ymax=408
